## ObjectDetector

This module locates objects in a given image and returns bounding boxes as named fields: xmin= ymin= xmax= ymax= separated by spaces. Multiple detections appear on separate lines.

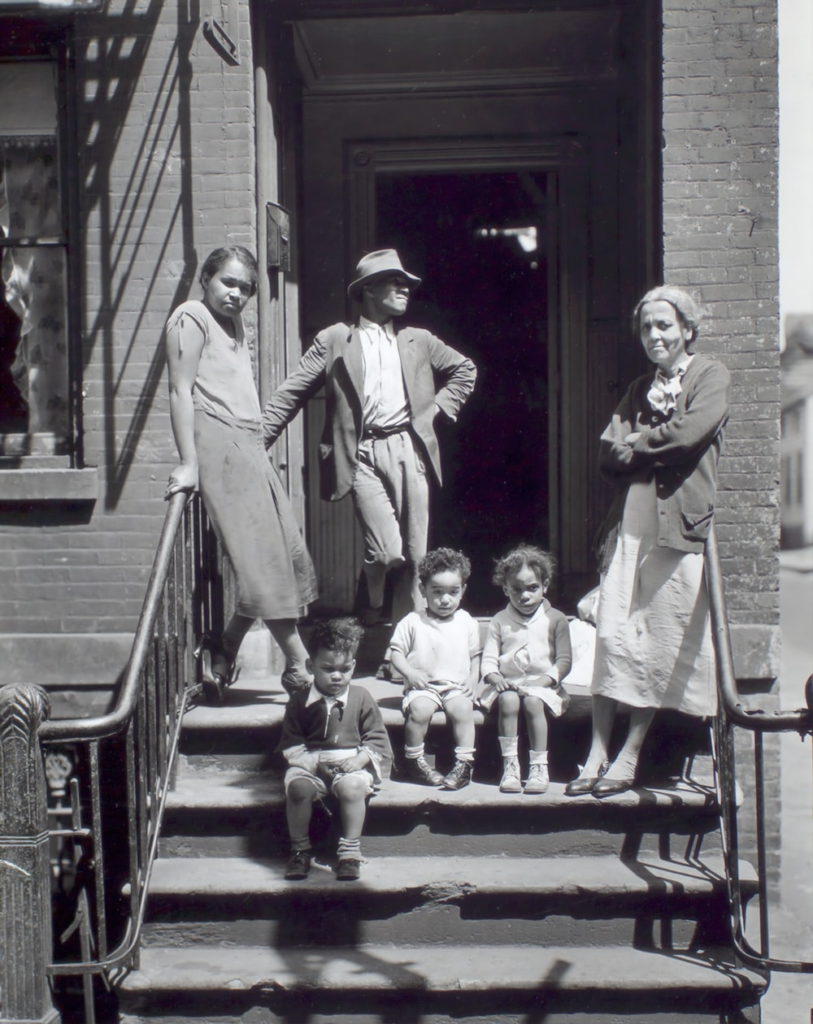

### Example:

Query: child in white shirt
xmin=480 ymin=545 xmax=572 ymax=794
xmin=390 ymin=548 xmax=481 ymax=790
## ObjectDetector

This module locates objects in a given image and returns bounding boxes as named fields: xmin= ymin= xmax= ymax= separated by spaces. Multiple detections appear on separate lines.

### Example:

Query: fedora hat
xmin=347 ymin=249 xmax=421 ymax=299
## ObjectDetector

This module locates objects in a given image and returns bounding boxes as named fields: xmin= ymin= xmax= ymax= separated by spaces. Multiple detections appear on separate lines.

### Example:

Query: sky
xmin=778 ymin=0 xmax=813 ymax=322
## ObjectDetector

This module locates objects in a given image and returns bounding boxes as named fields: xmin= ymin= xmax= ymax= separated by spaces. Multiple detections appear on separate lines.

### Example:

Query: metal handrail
xmin=706 ymin=524 xmax=813 ymax=734
xmin=40 ymin=492 xmax=188 ymax=744
xmin=705 ymin=521 xmax=813 ymax=976
xmin=37 ymin=491 xmax=223 ymax=1021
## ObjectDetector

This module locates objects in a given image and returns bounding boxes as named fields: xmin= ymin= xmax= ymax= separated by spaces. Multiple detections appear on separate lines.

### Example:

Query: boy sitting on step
xmin=280 ymin=617 xmax=391 ymax=882
xmin=479 ymin=545 xmax=572 ymax=795
xmin=389 ymin=548 xmax=482 ymax=791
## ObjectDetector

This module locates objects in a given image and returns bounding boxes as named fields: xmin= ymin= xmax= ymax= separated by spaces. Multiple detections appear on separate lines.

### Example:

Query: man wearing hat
xmin=262 ymin=249 xmax=476 ymax=639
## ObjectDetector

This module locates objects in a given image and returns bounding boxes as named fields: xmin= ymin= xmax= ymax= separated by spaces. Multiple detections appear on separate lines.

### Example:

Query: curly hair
xmin=492 ymin=545 xmax=555 ymax=588
xmin=199 ymin=245 xmax=259 ymax=296
xmin=306 ymin=617 xmax=364 ymax=658
xmin=417 ymin=547 xmax=472 ymax=585
xmin=632 ymin=285 xmax=701 ymax=350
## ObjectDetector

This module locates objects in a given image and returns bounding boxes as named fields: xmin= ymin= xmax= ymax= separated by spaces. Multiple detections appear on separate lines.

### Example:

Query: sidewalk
xmin=779 ymin=544 xmax=813 ymax=573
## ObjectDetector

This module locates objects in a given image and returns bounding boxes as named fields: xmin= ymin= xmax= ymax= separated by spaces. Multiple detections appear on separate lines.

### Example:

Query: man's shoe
xmin=281 ymin=669 xmax=312 ymax=697
xmin=284 ymin=850 xmax=311 ymax=880
xmin=499 ymin=758 xmax=522 ymax=793
xmin=524 ymin=762 xmax=549 ymax=794
xmin=442 ymin=760 xmax=473 ymax=791
xmin=376 ymin=661 xmax=404 ymax=684
xmin=404 ymin=755 xmax=444 ymax=786
xmin=335 ymin=857 xmax=361 ymax=881
xmin=359 ymin=605 xmax=384 ymax=627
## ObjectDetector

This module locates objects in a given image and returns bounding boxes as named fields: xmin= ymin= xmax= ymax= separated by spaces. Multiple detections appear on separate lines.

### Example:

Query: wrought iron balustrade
xmin=705 ymin=523 xmax=813 ymax=979
xmin=0 ymin=492 xmax=223 ymax=1024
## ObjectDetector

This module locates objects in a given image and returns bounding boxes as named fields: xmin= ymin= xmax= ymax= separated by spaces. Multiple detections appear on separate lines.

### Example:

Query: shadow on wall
xmin=77 ymin=0 xmax=200 ymax=508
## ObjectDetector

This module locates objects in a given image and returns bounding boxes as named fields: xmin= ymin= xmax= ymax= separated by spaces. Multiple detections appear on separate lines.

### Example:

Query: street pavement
xmin=761 ymin=549 xmax=813 ymax=1023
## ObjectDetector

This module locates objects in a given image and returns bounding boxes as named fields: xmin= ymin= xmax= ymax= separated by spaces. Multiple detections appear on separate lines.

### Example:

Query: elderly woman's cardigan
xmin=594 ymin=353 xmax=730 ymax=573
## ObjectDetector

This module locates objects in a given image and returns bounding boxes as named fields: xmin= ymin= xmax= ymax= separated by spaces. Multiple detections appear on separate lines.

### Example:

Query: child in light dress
xmin=389 ymin=548 xmax=482 ymax=791
xmin=480 ymin=545 xmax=572 ymax=794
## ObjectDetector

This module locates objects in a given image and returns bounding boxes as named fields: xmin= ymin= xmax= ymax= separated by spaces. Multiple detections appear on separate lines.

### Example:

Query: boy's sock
xmin=290 ymin=836 xmax=311 ymax=853
xmin=499 ymin=736 xmax=519 ymax=758
xmin=528 ymin=749 xmax=548 ymax=765
xmin=337 ymin=836 xmax=361 ymax=860
xmin=454 ymin=746 xmax=476 ymax=763
xmin=404 ymin=744 xmax=425 ymax=760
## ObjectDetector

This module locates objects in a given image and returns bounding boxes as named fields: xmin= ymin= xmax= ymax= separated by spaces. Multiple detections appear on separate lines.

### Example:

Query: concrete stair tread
xmin=182 ymin=673 xmax=594 ymax=730
xmin=121 ymin=942 xmax=766 ymax=994
xmin=166 ymin=766 xmax=717 ymax=812
xmin=146 ymin=853 xmax=754 ymax=897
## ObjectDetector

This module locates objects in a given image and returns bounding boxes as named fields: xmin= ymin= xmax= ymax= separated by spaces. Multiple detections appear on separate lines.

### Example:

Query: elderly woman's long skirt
xmin=195 ymin=410 xmax=318 ymax=620
xmin=591 ymin=478 xmax=716 ymax=716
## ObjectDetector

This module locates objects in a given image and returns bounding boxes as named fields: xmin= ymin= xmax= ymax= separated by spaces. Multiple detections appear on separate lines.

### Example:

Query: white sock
xmin=499 ymin=736 xmax=519 ymax=758
xmin=455 ymin=746 xmax=476 ymax=763
xmin=405 ymin=744 xmax=424 ymax=760
xmin=529 ymin=749 xmax=548 ymax=766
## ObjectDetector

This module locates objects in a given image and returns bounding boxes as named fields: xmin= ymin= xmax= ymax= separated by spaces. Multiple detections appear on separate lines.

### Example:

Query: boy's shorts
xmin=402 ymin=682 xmax=472 ymax=716
xmin=284 ymin=748 xmax=376 ymax=799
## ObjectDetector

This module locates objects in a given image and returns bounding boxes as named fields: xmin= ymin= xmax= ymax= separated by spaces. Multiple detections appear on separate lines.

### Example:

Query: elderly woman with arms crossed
xmin=566 ymin=286 xmax=731 ymax=798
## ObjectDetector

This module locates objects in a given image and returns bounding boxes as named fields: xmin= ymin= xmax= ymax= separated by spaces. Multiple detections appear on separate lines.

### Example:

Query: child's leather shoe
xmin=404 ymin=755 xmax=444 ymax=786
xmin=524 ymin=762 xmax=549 ymax=794
xmin=336 ymin=857 xmax=361 ymax=881
xmin=441 ymin=760 xmax=473 ymax=790
xmin=284 ymin=849 xmax=311 ymax=880
xmin=499 ymin=758 xmax=522 ymax=793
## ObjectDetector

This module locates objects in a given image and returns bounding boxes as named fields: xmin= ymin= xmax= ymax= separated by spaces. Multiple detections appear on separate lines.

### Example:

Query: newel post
xmin=0 ymin=684 xmax=61 ymax=1024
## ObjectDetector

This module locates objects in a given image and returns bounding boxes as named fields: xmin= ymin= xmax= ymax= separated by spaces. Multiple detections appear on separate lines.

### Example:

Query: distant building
xmin=781 ymin=315 xmax=813 ymax=548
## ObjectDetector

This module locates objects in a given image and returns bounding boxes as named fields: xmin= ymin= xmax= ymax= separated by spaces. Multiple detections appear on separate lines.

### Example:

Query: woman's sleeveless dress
xmin=166 ymin=300 xmax=317 ymax=619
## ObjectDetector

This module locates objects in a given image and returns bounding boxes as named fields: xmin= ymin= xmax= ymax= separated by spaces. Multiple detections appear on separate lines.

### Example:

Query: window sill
xmin=0 ymin=467 xmax=98 ymax=502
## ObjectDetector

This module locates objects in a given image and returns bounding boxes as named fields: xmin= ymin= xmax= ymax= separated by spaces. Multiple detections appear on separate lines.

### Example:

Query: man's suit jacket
xmin=262 ymin=322 xmax=476 ymax=501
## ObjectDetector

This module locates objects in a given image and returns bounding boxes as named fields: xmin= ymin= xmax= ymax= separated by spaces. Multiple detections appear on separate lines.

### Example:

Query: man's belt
xmin=362 ymin=423 xmax=410 ymax=441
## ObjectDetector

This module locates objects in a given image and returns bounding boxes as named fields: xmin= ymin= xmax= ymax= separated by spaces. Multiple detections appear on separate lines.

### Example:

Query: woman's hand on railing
xmin=165 ymin=462 xmax=199 ymax=499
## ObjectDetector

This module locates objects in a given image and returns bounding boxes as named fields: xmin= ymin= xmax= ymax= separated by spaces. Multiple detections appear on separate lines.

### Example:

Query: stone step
xmin=161 ymin=767 xmax=721 ymax=860
xmin=180 ymin=675 xmax=711 ymax=783
xmin=139 ymin=854 xmax=754 ymax=949
xmin=117 ymin=942 xmax=765 ymax=1023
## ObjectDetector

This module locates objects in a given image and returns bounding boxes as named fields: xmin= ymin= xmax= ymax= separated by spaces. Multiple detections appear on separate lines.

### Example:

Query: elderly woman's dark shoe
xmin=564 ymin=760 xmax=610 ymax=797
xmin=194 ymin=633 xmax=234 ymax=705
xmin=592 ymin=776 xmax=634 ymax=799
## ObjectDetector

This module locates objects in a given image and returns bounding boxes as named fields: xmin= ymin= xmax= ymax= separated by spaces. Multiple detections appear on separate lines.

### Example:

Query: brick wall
xmin=662 ymin=0 xmax=781 ymax=638
xmin=662 ymin=0 xmax=781 ymax=891
xmin=0 ymin=0 xmax=258 ymax=635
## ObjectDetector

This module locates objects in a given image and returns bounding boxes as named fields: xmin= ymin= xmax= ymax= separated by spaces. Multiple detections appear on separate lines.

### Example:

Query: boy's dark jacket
xmin=279 ymin=683 xmax=393 ymax=777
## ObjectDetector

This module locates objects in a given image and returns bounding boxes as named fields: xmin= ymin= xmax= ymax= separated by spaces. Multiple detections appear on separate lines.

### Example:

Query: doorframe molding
xmin=345 ymin=134 xmax=590 ymax=574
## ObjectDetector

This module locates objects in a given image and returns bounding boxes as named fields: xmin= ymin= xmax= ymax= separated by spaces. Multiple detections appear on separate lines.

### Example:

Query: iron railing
xmin=705 ymin=523 xmax=813 ymax=976
xmin=37 ymin=492 xmax=223 ymax=1022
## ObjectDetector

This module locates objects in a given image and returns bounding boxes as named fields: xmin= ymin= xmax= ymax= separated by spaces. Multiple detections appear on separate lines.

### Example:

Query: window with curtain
xmin=0 ymin=58 xmax=70 ymax=457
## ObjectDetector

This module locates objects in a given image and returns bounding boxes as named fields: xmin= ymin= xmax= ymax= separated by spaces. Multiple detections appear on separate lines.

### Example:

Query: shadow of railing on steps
xmin=0 ymin=493 xmax=223 ymax=1024
xmin=705 ymin=522 xmax=813 ymax=977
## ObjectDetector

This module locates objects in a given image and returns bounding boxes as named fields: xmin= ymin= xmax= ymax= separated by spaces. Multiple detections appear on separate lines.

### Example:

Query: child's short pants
xmin=284 ymin=748 xmax=376 ymax=799
xmin=402 ymin=681 xmax=472 ymax=716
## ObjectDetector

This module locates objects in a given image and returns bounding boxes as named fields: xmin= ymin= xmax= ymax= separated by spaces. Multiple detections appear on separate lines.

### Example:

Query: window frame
xmin=0 ymin=21 xmax=83 ymax=470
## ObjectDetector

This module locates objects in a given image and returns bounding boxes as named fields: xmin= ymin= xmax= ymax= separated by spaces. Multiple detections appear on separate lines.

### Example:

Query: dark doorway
xmin=376 ymin=172 xmax=551 ymax=613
